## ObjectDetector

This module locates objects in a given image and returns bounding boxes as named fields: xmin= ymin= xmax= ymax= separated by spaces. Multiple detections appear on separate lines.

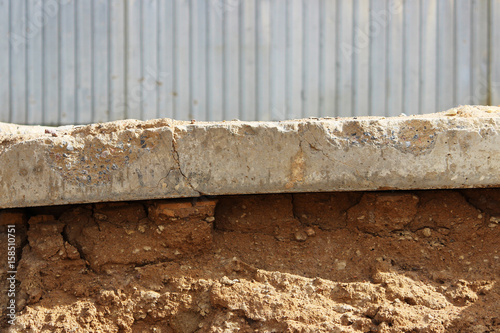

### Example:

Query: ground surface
xmin=1 ymin=189 xmax=500 ymax=332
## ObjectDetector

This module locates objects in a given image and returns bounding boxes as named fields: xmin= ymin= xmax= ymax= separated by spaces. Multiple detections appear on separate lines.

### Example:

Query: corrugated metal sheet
xmin=0 ymin=0 xmax=498 ymax=125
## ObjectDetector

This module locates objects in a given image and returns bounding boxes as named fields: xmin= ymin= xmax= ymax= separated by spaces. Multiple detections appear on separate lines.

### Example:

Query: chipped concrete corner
xmin=1 ymin=106 xmax=500 ymax=209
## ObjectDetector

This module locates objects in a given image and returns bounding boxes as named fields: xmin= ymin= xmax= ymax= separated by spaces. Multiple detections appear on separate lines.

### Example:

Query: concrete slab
xmin=1 ymin=105 xmax=500 ymax=209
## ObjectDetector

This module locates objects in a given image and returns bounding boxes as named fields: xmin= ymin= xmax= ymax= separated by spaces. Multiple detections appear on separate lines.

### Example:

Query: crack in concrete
xmin=171 ymin=128 xmax=203 ymax=197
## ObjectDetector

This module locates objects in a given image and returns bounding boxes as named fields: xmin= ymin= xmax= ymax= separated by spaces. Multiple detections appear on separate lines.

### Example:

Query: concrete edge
xmin=1 ymin=105 xmax=500 ymax=208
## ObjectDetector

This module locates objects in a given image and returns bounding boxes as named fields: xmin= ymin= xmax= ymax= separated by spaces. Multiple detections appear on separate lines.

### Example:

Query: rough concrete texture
xmin=1 ymin=105 xmax=500 ymax=209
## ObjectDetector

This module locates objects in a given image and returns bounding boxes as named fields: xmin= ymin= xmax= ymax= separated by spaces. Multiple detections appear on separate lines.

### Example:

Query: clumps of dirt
xmin=64 ymin=199 xmax=216 ymax=272
xmin=346 ymin=193 xmax=419 ymax=235
xmin=293 ymin=192 xmax=363 ymax=230
xmin=1 ymin=189 xmax=500 ymax=332
xmin=462 ymin=188 xmax=500 ymax=217
xmin=215 ymin=194 xmax=300 ymax=235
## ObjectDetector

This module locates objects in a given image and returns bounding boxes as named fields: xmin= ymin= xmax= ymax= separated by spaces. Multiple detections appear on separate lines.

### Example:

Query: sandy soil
xmin=1 ymin=189 xmax=499 ymax=332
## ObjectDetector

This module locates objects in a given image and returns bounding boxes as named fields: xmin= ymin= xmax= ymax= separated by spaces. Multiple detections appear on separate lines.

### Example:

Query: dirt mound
xmin=1 ymin=190 xmax=499 ymax=332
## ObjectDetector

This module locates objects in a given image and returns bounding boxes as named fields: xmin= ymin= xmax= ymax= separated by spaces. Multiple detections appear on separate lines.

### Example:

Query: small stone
xmin=221 ymin=276 xmax=237 ymax=285
xmin=141 ymin=290 xmax=160 ymax=301
xmin=138 ymin=225 xmax=146 ymax=233
xmin=143 ymin=246 xmax=152 ymax=251
xmin=305 ymin=227 xmax=315 ymax=237
xmin=490 ymin=216 xmax=500 ymax=223
xmin=488 ymin=223 xmax=497 ymax=228
xmin=422 ymin=228 xmax=432 ymax=237
xmin=65 ymin=242 xmax=81 ymax=260
xmin=94 ymin=213 xmax=108 ymax=221
xmin=335 ymin=260 xmax=347 ymax=270
xmin=294 ymin=231 xmax=308 ymax=242
xmin=205 ymin=216 xmax=215 ymax=222
xmin=478 ymin=214 xmax=483 ymax=219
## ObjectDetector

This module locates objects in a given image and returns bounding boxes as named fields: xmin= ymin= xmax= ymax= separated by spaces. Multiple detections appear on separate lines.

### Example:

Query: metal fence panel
xmin=0 ymin=0 xmax=497 ymax=125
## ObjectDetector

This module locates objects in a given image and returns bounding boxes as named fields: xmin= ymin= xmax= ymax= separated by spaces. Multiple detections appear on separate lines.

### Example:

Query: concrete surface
xmin=1 ymin=105 xmax=500 ymax=209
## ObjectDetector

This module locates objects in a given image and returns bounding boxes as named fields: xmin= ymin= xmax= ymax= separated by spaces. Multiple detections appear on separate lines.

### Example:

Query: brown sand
xmin=1 ymin=189 xmax=499 ymax=332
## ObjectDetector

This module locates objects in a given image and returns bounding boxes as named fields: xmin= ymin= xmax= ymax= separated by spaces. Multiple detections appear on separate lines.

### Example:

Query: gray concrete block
xmin=1 ymin=106 xmax=499 ymax=208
